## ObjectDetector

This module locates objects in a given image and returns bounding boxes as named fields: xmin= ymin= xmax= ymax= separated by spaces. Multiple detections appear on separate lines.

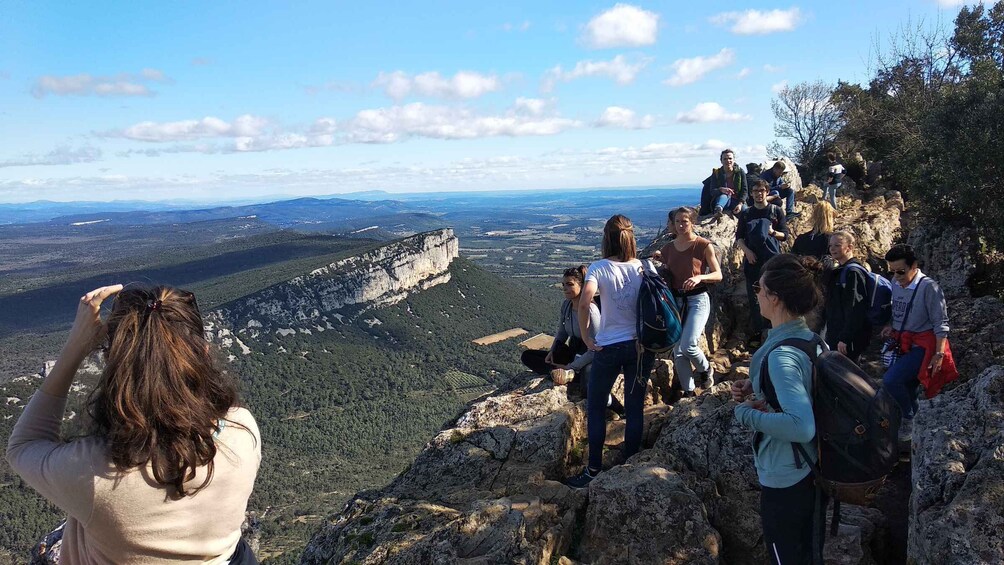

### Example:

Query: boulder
xmin=909 ymin=365 xmax=1004 ymax=564
xmin=944 ymin=296 xmax=1004 ymax=381
xmin=580 ymin=463 xmax=721 ymax=564
xmin=907 ymin=223 xmax=977 ymax=299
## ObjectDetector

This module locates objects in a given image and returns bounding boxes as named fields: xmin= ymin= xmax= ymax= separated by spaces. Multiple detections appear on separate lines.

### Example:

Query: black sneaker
xmin=786 ymin=211 xmax=801 ymax=220
xmin=564 ymin=468 xmax=600 ymax=489
xmin=697 ymin=366 xmax=715 ymax=389
xmin=682 ymin=390 xmax=697 ymax=399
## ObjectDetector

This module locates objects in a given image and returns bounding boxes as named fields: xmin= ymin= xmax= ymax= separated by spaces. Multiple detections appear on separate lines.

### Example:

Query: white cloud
xmin=543 ymin=55 xmax=651 ymax=92
xmin=771 ymin=80 xmax=789 ymax=93
xmin=502 ymin=20 xmax=531 ymax=32
xmin=0 ymin=146 xmax=102 ymax=168
xmin=344 ymin=102 xmax=581 ymax=143
xmin=675 ymin=102 xmax=751 ymax=123
xmin=113 ymin=114 xmax=270 ymax=142
xmin=737 ymin=68 xmax=752 ymax=79
xmin=582 ymin=4 xmax=659 ymax=48
xmin=763 ymin=64 xmax=784 ymax=73
xmin=664 ymin=48 xmax=735 ymax=87
xmin=373 ymin=70 xmax=501 ymax=100
xmin=710 ymin=8 xmax=803 ymax=35
xmin=595 ymin=106 xmax=655 ymax=129
xmin=31 ymin=69 xmax=172 ymax=98
xmin=513 ymin=97 xmax=549 ymax=116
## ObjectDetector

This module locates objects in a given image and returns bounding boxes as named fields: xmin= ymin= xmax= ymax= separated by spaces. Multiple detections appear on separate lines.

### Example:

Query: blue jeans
xmin=771 ymin=187 xmax=795 ymax=215
xmin=714 ymin=193 xmax=742 ymax=212
xmin=587 ymin=340 xmax=654 ymax=470
xmin=882 ymin=346 xmax=925 ymax=419
xmin=823 ymin=183 xmax=840 ymax=208
xmin=673 ymin=292 xmax=711 ymax=391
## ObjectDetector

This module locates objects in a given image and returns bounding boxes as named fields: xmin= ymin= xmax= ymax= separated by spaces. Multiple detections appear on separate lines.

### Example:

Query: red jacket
xmin=894 ymin=329 xmax=960 ymax=398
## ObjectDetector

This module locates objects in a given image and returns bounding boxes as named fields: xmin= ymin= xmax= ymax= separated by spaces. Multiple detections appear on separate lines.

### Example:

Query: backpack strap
xmin=757 ymin=335 xmax=825 ymax=470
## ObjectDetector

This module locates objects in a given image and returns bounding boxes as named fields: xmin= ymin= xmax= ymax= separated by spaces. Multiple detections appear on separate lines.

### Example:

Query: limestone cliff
xmin=204 ymin=229 xmax=459 ymax=350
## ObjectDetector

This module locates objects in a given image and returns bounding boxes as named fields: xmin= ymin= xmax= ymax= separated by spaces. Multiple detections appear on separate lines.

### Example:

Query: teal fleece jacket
xmin=734 ymin=318 xmax=818 ymax=488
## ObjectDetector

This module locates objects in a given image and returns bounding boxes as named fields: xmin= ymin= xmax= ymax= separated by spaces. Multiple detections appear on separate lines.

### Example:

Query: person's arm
xmin=926 ymin=280 xmax=950 ymax=374
xmin=699 ymin=242 xmax=723 ymax=283
xmin=553 ymin=300 xmax=570 ymax=347
xmin=734 ymin=348 xmax=816 ymax=443
xmin=734 ymin=171 xmax=748 ymax=211
xmin=579 ymin=279 xmax=600 ymax=351
xmin=735 ymin=215 xmax=757 ymax=264
xmin=6 ymin=285 xmax=122 ymax=523
xmin=772 ymin=207 xmax=788 ymax=239
xmin=567 ymin=303 xmax=599 ymax=371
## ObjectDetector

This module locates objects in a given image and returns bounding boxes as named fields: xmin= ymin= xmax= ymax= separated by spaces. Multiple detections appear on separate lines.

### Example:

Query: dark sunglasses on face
xmin=752 ymin=281 xmax=762 ymax=294
xmin=891 ymin=269 xmax=908 ymax=276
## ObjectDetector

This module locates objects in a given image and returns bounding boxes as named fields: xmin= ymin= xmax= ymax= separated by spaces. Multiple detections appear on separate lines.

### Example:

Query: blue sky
xmin=0 ymin=0 xmax=977 ymax=203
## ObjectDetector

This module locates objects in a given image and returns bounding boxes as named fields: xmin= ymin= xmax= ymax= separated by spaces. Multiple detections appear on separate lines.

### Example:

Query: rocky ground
xmin=299 ymin=172 xmax=1004 ymax=565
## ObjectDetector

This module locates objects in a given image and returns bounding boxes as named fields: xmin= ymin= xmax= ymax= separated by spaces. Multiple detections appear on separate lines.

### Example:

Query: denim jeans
xmin=714 ymin=193 xmax=742 ymax=212
xmin=673 ymin=292 xmax=711 ymax=391
xmin=882 ymin=346 xmax=925 ymax=419
xmin=587 ymin=340 xmax=654 ymax=470
xmin=823 ymin=183 xmax=841 ymax=208
xmin=771 ymin=187 xmax=796 ymax=215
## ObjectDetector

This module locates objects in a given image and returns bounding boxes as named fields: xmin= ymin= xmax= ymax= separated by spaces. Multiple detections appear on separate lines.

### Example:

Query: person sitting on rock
xmin=791 ymin=201 xmax=835 ymax=261
xmin=703 ymin=148 xmax=747 ymax=219
xmin=730 ymin=253 xmax=825 ymax=565
xmin=824 ymin=152 xmax=845 ymax=209
xmin=564 ymin=214 xmax=655 ymax=489
xmin=5 ymin=284 xmax=262 ymax=564
xmin=881 ymin=244 xmax=959 ymax=443
xmin=824 ymin=231 xmax=871 ymax=362
xmin=520 ymin=265 xmax=625 ymax=416
xmin=736 ymin=180 xmax=789 ymax=348
xmin=757 ymin=160 xmax=799 ymax=220
xmin=654 ymin=206 xmax=723 ymax=400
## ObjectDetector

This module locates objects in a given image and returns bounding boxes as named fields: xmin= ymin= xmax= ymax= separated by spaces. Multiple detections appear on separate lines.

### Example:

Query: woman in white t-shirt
xmin=564 ymin=214 xmax=655 ymax=489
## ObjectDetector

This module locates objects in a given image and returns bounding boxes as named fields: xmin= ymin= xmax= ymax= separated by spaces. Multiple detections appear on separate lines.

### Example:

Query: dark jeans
xmin=587 ymin=340 xmax=654 ymax=470
xmin=230 ymin=537 xmax=259 ymax=565
xmin=521 ymin=341 xmax=578 ymax=375
xmin=775 ymin=187 xmax=795 ymax=215
xmin=882 ymin=345 xmax=925 ymax=419
xmin=745 ymin=262 xmax=768 ymax=336
xmin=761 ymin=473 xmax=825 ymax=565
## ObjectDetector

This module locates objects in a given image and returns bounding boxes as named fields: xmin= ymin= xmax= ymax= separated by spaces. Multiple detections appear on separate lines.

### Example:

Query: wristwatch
xmin=932 ymin=352 xmax=945 ymax=358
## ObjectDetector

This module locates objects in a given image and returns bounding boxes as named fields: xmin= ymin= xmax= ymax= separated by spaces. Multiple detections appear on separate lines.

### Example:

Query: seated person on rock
xmin=756 ymin=160 xmax=799 ymax=220
xmin=702 ymin=148 xmax=747 ymax=219
xmin=520 ymin=265 xmax=624 ymax=415
xmin=881 ymin=244 xmax=960 ymax=443
xmin=653 ymin=206 xmax=723 ymax=401
xmin=6 ymin=284 xmax=262 ymax=564
xmin=731 ymin=254 xmax=826 ymax=565
xmin=791 ymin=201 xmax=835 ymax=261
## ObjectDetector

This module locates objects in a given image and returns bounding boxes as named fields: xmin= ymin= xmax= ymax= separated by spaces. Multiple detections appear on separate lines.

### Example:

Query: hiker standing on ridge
xmin=824 ymin=152 xmax=845 ymax=209
xmin=824 ymin=231 xmax=871 ymax=362
xmin=702 ymin=148 xmax=747 ymax=219
xmin=654 ymin=206 xmax=722 ymax=401
xmin=736 ymin=180 xmax=789 ymax=348
xmin=564 ymin=214 xmax=654 ymax=489
xmin=881 ymin=244 xmax=959 ymax=443
xmin=731 ymin=254 xmax=826 ymax=565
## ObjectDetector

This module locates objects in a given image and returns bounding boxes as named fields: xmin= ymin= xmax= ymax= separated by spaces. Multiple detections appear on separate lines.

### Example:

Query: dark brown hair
xmin=751 ymin=179 xmax=770 ymax=192
xmin=826 ymin=151 xmax=837 ymax=163
xmin=720 ymin=148 xmax=735 ymax=159
xmin=761 ymin=254 xmax=824 ymax=315
xmin=669 ymin=206 xmax=699 ymax=235
xmin=87 ymin=285 xmax=242 ymax=498
xmin=563 ymin=264 xmax=588 ymax=284
xmin=772 ymin=160 xmax=787 ymax=172
xmin=601 ymin=214 xmax=637 ymax=262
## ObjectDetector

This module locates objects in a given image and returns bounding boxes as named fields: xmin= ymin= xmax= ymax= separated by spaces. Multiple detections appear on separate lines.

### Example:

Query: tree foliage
xmin=769 ymin=80 xmax=841 ymax=165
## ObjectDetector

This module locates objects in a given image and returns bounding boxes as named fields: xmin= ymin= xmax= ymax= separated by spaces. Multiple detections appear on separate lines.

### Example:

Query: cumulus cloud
xmin=373 ymin=70 xmax=502 ymax=100
xmin=0 ymin=146 xmax=102 ymax=168
xmin=675 ymin=102 xmax=751 ymax=123
xmin=763 ymin=64 xmax=784 ymax=73
xmin=31 ymin=69 xmax=173 ymax=98
xmin=771 ymin=80 xmax=789 ymax=93
xmin=664 ymin=48 xmax=735 ymax=87
xmin=513 ymin=97 xmax=550 ymax=116
xmin=595 ymin=106 xmax=655 ymax=129
xmin=344 ymin=102 xmax=581 ymax=143
xmin=543 ymin=55 xmax=651 ymax=92
xmin=582 ymin=4 xmax=659 ymax=48
xmin=737 ymin=68 xmax=752 ymax=79
xmin=111 ymin=114 xmax=270 ymax=142
xmin=710 ymin=8 xmax=803 ymax=35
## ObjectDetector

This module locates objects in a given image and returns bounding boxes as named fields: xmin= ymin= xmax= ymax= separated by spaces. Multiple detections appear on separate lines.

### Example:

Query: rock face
xmin=204 ymin=229 xmax=459 ymax=348
xmin=909 ymin=365 xmax=1004 ymax=565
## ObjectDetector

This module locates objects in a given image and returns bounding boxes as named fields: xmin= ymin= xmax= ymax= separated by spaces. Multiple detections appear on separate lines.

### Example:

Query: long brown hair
xmin=601 ymin=214 xmax=637 ymax=262
xmin=87 ymin=285 xmax=241 ymax=498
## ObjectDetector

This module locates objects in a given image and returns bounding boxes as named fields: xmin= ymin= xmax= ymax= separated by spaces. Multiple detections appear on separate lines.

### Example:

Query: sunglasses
xmin=890 ymin=269 xmax=909 ymax=276
xmin=752 ymin=281 xmax=763 ymax=294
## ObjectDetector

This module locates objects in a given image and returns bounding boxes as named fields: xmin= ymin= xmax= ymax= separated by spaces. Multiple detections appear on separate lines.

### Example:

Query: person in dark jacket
xmin=758 ymin=160 xmax=798 ymax=219
xmin=792 ymin=201 xmax=835 ymax=260
xmin=699 ymin=149 xmax=747 ymax=217
xmin=824 ymin=231 xmax=871 ymax=362
xmin=736 ymin=180 xmax=788 ymax=347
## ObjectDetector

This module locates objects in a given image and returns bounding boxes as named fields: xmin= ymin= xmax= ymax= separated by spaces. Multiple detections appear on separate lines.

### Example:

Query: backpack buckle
xmin=854 ymin=424 xmax=866 ymax=435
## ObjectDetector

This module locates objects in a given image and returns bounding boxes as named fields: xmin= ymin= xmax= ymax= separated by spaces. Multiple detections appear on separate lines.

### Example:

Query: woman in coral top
xmin=6 ymin=284 xmax=261 ymax=564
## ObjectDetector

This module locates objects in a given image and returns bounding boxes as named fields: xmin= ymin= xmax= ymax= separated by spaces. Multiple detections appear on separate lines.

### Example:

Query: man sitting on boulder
xmin=699 ymin=149 xmax=747 ymax=219
xmin=757 ymin=160 xmax=799 ymax=220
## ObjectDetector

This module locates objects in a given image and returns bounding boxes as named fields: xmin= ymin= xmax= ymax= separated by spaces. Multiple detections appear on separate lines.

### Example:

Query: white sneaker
xmin=550 ymin=368 xmax=574 ymax=385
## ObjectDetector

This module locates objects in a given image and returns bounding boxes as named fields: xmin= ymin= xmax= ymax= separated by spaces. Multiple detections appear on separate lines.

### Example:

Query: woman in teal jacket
xmin=731 ymin=253 xmax=824 ymax=564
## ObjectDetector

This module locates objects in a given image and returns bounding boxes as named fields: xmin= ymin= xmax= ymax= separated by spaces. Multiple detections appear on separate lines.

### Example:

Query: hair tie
xmin=147 ymin=299 xmax=162 ymax=312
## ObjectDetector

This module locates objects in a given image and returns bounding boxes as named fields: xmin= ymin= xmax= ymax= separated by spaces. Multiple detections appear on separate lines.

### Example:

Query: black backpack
xmin=759 ymin=335 xmax=902 ymax=547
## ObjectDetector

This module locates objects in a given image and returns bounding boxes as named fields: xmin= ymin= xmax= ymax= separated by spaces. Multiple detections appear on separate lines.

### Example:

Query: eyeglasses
xmin=752 ymin=281 xmax=763 ymax=294
xmin=890 ymin=269 xmax=908 ymax=276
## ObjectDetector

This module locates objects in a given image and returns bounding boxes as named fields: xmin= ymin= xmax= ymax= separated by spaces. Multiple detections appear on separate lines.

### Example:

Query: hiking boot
xmin=697 ymin=366 xmax=715 ymax=389
xmin=786 ymin=211 xmax=801 ymax=221
xmin=564 ymin=467 xmax=600 ymax=489
xmin=898 ymin=418 xmax=913 ymax=443
xmin=713 ymin=206 xmax=724 ymax=220
xmin=682 ymin=390 xmax=697 ymax=399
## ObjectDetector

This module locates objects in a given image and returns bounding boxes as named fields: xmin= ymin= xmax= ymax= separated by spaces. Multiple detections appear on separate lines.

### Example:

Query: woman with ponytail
xmin=730 ymin=254 xmax=826 ymax=564
xmin=564 ymin=215 xmax=654 ymax=489
xmin=6 ymin=284 xmax=261 ymax=564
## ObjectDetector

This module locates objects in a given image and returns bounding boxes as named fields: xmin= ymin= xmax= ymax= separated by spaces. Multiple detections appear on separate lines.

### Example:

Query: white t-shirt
xmin=585 ymin=258 xmax=643 ymax=346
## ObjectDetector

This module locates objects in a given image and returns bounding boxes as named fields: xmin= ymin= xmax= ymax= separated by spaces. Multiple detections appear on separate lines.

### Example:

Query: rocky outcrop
xmin=204 ymin=229 xmax=459 ymax=347
xmin=909 ymin=365 xmax=1004 ymax=564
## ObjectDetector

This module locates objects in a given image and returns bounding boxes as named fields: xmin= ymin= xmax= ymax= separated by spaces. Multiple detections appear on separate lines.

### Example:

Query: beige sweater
xmin=6 ymin=390 xmax=261 ymax=564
